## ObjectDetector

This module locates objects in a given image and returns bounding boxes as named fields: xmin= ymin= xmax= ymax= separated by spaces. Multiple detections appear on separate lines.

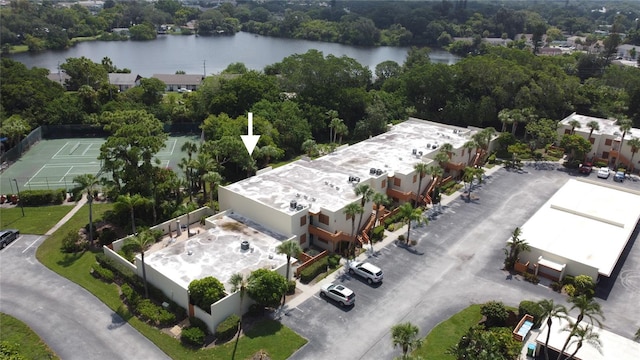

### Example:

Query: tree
xmin=60 ymin=56 xmax=108 ymax=90
xmin=413 ymin=162 xmax=429 ymax=206
xmin=617 ymin=117 xmax=633 ymax=167
xmin=73 ymin=174 xmax=99 ymax=244
xmin=526 ymin=118 xmax=558 ymax=151
xmin=343 ymin=202 xmax=364 ymax=255
xmin=370 ymin=192 xmax=390 ymax=251
xmin=173 ymin=202 xmax=198 ymax=236
xmin=257 ymin=145 xmax=284 ymax=166
xmin=202 ymin=171 xmax=223 ymax=205
xmin=188 ymin=276 xmax=226 ymax=310
xmin=556 ymin=295 xmax=604 ymax=360
xmin=0 ymin=115 xmax=31 ymax=148
xmin=398 ymin=202 xmax=423 ymax=245
xmin=481 ymin=301 xmax=509 ymax=327
xmin=334 ymin=121 xmax=349 ymax=145
xmin=560 ymin=134 xmax=592 ymax=162
xmin=301 ymin=139 xmax=317 ymax=157
xmin=126 ymin=230 xmax=156 ymax=298
xmin=627 ymin=138 xmax=640 ymax=171
xmin=391 ymin=322 xmax=423 ymax=358
xmin=462 ymin=166 xmax=485 ymax=195
xmin=568 ymin=119 xmax=581 ymax=135
xmin=463 ymin=140 xmax=477 ymax=164
xmin=327 ymin=110 xmax=340 ymax=143
xmin=229 ymin=272 xmax=249 ymax=324
xmin=276 ymin=240 xmax=302 ymax=306
xmin=246 ymin=268 xmax=288 ymax=309
xmin=114 ymin=194 xmax=151 ymax=234
xmin=564 ymin=324 xmax=602 ymax=360
xmin=538 ymin=299 xmax=568 ymax=360
xmin=586 ymin=120 xmax=600 ymax=140
xmin=503 ymin=227 xmax=529 ymax=270
xmin=354 ymin=183 xmax=374 ymax=248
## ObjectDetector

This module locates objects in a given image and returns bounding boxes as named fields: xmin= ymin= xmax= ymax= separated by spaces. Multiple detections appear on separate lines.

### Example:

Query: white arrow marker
xmin=241 ymin=112 xmax=260 ymax=155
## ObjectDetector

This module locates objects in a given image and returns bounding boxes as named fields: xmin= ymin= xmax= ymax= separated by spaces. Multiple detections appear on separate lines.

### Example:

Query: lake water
xmin=10 ymin=32 xmax=460 ymax=77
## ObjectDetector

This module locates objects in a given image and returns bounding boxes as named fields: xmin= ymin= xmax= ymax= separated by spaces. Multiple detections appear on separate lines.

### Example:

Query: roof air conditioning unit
xmin=412 ymin=149 xmax=417 ymax=155
xmin=370 ymin=168 xmax=376 ymax=174
xmin=296 ymin=193 xmax=300 ymax=197
xmin=432 ymin=144 xmax=437 ymax=149
xmin=290 ymin=200 xmax=297 ymax=209
xmin=426 ymin=143 xmax=431 ymax=148
xmin=296 ymin=205 xmax=303 ymax=211
xmin=419 ymin=151 xmax=423 ymax=156
xmin=376 ymin=169 xmax=383 ymax=175
xmin=336 ymin=186 xmax=340 ymax=190
xmin=355 ymin=177 xmax=360 ymax=183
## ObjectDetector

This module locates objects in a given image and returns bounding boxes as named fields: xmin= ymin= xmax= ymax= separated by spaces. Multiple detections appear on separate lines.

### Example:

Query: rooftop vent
xmin=303 ymin=195 xmax=308 ymax=199
xmin=399 ymin=157 xmax=403 ymax=161
xmin=418 ymin=151 xmax=423 ymax=156
xmin=290 ymin=200 xmax=297 ymax=209
xmin=336 ymin=186 xmax=340 ymax=190
xmin=426 ymin=143 xmax=431 ymax=148
xmin=241 ymin=240 xmax=250 ymax=251
xmin=432 ymin=144 xmax=438 ymax=149
xmin=324 ymin=181 xmax=329 ymax=185
xmin=311 ymin=197 xmax=316 ymax=201
xmin=412 ymin=149 xmax=417 ymax=155
xmin=296 ymin=204 xmax=303 ymax=211
xmin=296 ymin=193 xmax=300 ymax=198
xmin=453 ymin=129 xmax=458 ymax=134
xmin=330 ymin=183 xmax=334 ymax=188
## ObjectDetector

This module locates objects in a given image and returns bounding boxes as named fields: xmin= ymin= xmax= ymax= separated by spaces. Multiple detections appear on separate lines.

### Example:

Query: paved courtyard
xmin=281 ymin=164 xmax=640 ymax=359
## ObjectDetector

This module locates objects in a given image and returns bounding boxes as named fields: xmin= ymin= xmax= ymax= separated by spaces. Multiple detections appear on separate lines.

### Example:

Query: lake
xmin=10 ymin=32 xmax=461 ymax=77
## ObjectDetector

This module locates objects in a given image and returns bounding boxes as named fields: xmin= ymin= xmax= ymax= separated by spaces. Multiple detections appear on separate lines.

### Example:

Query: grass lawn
xmin=0 ymin=313 xmax=59 ymax=360
xmin=35 ymin=203 xmax=306 ymax=359
xmin=413 ymin=304 xmax=483 ymax=360
xmin=0 ymin=205 xmax=73 ymax=234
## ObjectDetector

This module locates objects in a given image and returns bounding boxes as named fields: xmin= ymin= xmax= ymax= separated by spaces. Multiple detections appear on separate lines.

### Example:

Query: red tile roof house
xmin=151 ymin=74 xmax=204 ymax=92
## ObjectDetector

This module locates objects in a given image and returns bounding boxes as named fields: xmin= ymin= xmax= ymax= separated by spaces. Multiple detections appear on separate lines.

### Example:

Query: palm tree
xmin=568 ymin=119 xmax=581 ymax=135
xmin=462 ymin=166 xmax=484 ymax=195
xmin=370 ymin=192 xmax=390 ymax=252
xmin=463 ymin=140 xmax=477 ymax=165
xmin=563 ymin=324 xmax=602 ymax=360
xmin=617 ymin=117 xmax=633 ymax=167
xmin=202 ymin=171 xmax=223 ymax=205
xmin=301 ymin=139 xmax=317 ymax=157
xmin=586 ymin=120 xmax=600 ymax=140
xmin=354 ymin=184 xmax=374 ymax=246
xmin=126 ymin=230 xmax=155 ymax=298
xmin=413 ymin=162 xmax=429 ymax=206
xmin=329 ymin=117 xmax=342 ymax=143
xmin=258 ymin=145 xmax=284 ymax=166
xmin=391 ymin=322 xmax=423 ymax=358
xmin=398 ymin=202 xmax=423 ymax=245
xmin=229 ymin=272 xmax=249 ymax=353
xmin=628 ymin=137 xmax=640 ymax=172
xmin=326 ymin=110 xmax=339 ymax=142
xmin=114 ymin=194 xmax=151 ymax=234
xmin=73 ymin=174 xmax=99 ymax=244
xmin=538 ymin=299 xmax=568 ymax=360
xmin=498 ymin=108 xmax=514 ymax=133
xmin=334 ymin=121 xmax=349 ymax=145
xmin=556 ymin=295 xmax=604 ymax=360
xmin=173 ymin=202 xmax=198 ymax=236
xmin=181 ymin=140 xmax=198 ymax=161
xmin=343 ymin=202 xmax=363 ymax=256
xmin=276 ymin=240 xmax=302 ymax=306
xmin=192 ymin=152 xmax=216 ymax=198
xmin=503 ymin=227 xmax=530 ymax=270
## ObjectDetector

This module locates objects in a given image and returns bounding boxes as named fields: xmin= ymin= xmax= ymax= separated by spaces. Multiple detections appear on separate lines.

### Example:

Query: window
xmin=317 ymin=237 xmax=328 ymax=244
xmin=564 ymin=129 xmax=571 ymax=135
xmin=605 ymin=139 xmax=612 ymax=146
xmin=300 ymin=234 xmax=307 ymax=245
xmin=319 ymin=213 xmax=329 ymax=225
xmin=589 ymin=137 xmax=595 ymax=144
xmin=300 ymin=215 xmax=306 ymax=226
xmin=393 ymin=178 xmax=401 ymax=187
xmin=413 ymin=174 xmax=417 ymax=183
xmin=381 ymin=179 xmax=386 ymax=189
xmin=602 ymin=151 xmax=609 ymax=159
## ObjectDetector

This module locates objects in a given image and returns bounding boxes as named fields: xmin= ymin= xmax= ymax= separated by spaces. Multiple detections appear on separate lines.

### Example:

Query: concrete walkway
xmin=45 ymin=195 xmax=88 ymax=235
xmin=284 ymin=164 xmax=504 ymax=311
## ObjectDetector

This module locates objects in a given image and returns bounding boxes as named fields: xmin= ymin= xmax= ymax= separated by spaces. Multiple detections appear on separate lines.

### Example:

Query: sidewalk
xmin=45 ymin=195 xmax=88 ymax=236
xmin=283 ymin=164 xmax=504 ymax=311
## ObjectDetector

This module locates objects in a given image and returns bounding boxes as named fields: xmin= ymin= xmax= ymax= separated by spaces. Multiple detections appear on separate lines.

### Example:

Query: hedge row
xmin=215 ymin=314 xmax=239 ymax=342
xmin=20 ymin=189 xmax=66 ymax=206
xmin=181 ymin=326 xmax=205 ymax=347
xmin=91 ymin=263 xmax=114 ymax=282
xmin=518 ymin=300 xmax=544 ymax=329
xmin=136 ymin=299 xmax=176 ymax=326
xmin=299 ymin=257 xmax=329 ymax=284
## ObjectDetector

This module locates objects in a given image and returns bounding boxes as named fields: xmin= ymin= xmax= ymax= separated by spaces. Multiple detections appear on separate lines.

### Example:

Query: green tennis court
xmin=0 ymin=136 xmax=198 ymax=194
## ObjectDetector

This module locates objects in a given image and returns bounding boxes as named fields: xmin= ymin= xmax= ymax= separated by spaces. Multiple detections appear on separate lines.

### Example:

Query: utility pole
xmin=203 ymin=59 xmax=206 ymax=78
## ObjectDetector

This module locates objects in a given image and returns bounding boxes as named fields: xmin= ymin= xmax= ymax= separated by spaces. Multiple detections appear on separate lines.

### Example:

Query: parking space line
xmin=22 ymin=236 xmax=41 ymax=253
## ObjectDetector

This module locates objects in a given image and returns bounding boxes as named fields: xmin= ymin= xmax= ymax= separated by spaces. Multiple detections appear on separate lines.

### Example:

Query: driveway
xmin=281 ymin=165 xmax=640 ymax=359
xmin=0 ymin=235 xmax=170 ymax=360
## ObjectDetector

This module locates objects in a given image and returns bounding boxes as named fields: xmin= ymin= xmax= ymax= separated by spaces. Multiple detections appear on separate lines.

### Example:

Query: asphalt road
xmin=281 ymin=165 xmax=640 ymax=359
xmin=0 ymin=235 xmax=170 ymax=360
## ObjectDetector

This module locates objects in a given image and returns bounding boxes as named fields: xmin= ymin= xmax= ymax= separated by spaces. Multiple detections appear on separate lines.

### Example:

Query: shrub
xmin=563 ymin=284 xmax=576 ymax=297
xmin=95 ymin=253 xmax=143 ymax=289
xmin=562 ymin=275 xmax=575 ymax=286
xmin=563 ymin=159 xmax=581 ymax=169
xmin=121 ymin=283 xmax=140 ymax=306
xmin=135 ymin=299 xmax=176 ymax=326
xmin=523 ymin=272 xmax=540 ymax=284
xmin=327 ymin=254 xmax=341 ymax=268
xmin=518 ymin=300 xmax=544 ymax=328
xmin=299 ymin=257 xmax=329 ymax=284
xmin=481 ymin=301 xmax=508 ymax=327
xmin=387 ymin=224 xmax=395 ymax=231
xmin=98 ymin=227 xmax=118 ymax=246
xmin=181 ymin=326 xmax=205 ymax=347
xmin=19 ymin=189 xmax=66 ymax=206
xmin=488 ymin=154 xmax=497 ymax=164
xmin=397 ymin=234 xmax=405 ymax=242
xmin=189 ymin=316 xmax=209 ymax=333
xmin=371 ymin=225 xmax=385 ymax=241
xmin=287 ymin=280 xmax=296 ymax=295
xmin=550 ymin=281 xmax=563 ymax=292
xmin=188 ymin=277 xmax=226 ymax=311
xmin=247 ymin=268 xmax=288 ymax=308
xmin=593 ymin=160 xmax=607 ymax=168
xmin=573 ymin=275 xmax=595 ymax=298
xmin=91 ymin=263 xmax=114 ymax=282
xmin=61 ymin=230 xmax=86 ymax=253
xmin=215 ymin=314 xmax=239 ymax=342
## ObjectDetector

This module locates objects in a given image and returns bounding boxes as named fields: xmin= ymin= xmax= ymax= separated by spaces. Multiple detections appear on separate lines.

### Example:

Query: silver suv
xmin=348 ymin=261 xmax=383 ymax=284
xmin=0 ymin=229 xmax=19 ymax=249
xmin=320 ymin=284 xmax=355 ymax=306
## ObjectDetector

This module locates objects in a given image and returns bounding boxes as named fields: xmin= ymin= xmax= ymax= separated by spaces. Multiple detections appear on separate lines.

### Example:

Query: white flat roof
xmin=521 ymin=179 xmax=640 ymax=277
xmin=144 ymin=213 xmax=289 ymax=292
xmin=561 ymin=113 xmax=640 ymax=139
xmin=223 ymin=118 xmax=478 ymax=213
xmin=536 ymin=316 xmax=640 ymax=360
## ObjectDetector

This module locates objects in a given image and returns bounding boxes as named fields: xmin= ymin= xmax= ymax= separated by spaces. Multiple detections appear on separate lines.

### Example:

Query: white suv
xmin=348 ymin=261 xmax=383 ymax=284
xmin=320 ymin=284 xmax=355 ymax=306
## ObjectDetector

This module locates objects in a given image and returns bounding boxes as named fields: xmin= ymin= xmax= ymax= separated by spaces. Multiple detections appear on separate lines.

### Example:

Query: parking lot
xmin=282 ymin=165 xmax=640 ymax=359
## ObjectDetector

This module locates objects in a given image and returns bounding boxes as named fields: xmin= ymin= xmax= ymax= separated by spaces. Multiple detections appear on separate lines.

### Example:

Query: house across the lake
xmin=151 ymin=74 xmax=204 ymax=92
